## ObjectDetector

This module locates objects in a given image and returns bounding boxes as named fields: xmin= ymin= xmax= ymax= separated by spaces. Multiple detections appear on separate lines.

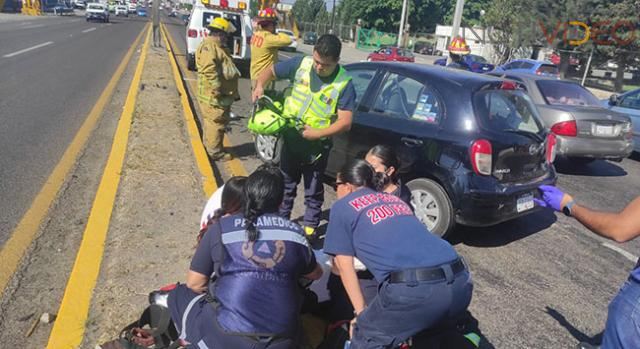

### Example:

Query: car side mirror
xmin=609 ymin=94 xmax=619 ymax=106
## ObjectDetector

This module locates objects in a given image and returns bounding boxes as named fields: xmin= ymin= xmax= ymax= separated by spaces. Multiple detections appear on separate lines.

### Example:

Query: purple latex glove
xmin=535 ymin=185 xmax=566 ymax=212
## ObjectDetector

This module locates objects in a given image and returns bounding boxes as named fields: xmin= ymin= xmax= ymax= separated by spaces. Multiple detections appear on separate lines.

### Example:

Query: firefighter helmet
xmin=448 ymin=36 xmax=470 ymax=55
xmin=208 ymin=17 xmax=236 ymax=33
xmin=256 ymin=8 xmax=278 ymax=24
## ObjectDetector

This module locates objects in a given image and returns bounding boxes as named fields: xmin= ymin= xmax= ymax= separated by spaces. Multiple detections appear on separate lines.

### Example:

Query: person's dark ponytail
xmin=338 ymin=159 xmax=384 ymax=191
xmin=242 ymin=164 xmax=284 ymax=242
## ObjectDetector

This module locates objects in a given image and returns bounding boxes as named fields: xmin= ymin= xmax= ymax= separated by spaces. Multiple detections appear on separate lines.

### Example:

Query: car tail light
xmin=551 ymin=120 xmax=577 ymax=137
xmin=500 ymin=81 xmax=517 ymax=90
xmin=188 ymin=29 xmax=198 ymax=38
xmin=470 ymin=139 xmax=492 ymax=175
xmin=220 ymin=0 xmax=228 ymax=7
xmin=545 ymin=133 xmax=557 ymax=163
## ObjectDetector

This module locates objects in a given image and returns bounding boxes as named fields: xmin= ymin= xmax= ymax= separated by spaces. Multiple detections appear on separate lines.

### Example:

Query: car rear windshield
xmin=202 ymin=12 xmax=242 ymax=37
xmin=537 ymin=64 xmax=558 ymax=75
xmin=88 ymin=4 xmax=103 ymax=9
xmin=474 ymin=89 xmax=543 ymax=134
xmin=537 ymin=80 xmax=601 ymax=106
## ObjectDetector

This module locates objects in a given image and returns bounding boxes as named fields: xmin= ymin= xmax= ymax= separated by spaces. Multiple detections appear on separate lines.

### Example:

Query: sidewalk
xmin=78 ymin=38 xmax=207 ymax=347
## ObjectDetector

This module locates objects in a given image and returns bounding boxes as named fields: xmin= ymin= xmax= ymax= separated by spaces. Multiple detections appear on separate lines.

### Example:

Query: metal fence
xmin=297 ymin=21 xmax=356 ymax=42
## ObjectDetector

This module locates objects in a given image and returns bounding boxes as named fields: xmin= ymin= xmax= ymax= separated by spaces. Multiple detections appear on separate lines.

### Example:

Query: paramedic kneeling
xmin=324 ymin=159 xmax=473 ymax=349
xmin=168 ymin=165 xmax=323 ymax=349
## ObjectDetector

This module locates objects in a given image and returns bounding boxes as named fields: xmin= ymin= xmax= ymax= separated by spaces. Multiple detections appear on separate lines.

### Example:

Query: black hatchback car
xmin=255 ymin=62 xmax=557 ymax=237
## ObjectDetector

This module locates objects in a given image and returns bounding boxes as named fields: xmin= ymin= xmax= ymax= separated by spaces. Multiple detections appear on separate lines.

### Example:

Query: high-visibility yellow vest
xmin=282 ymin=56 xmax=351 ymax=129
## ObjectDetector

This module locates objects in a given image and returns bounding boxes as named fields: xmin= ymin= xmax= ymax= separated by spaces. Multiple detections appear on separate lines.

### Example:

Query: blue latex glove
xmin=535 ymin=185 xmax=566 ymax=212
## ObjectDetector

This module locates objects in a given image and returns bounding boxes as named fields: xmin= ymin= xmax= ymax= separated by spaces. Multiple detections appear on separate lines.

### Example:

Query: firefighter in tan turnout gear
xmin=196 ymin=17 xmax=241 ymax=161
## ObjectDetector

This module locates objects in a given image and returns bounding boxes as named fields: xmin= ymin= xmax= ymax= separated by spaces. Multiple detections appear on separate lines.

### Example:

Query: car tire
xmin=406 ymin=178 xmax=455 ymax=238
xmin=254 ymin=134 xmax=282 ymax=164
xmin=187 ymin=54 xmax=196 ymax=71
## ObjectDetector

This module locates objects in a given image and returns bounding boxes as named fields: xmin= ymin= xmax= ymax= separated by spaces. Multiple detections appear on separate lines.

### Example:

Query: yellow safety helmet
xmin=448 ymin=36 xmax=470 ymax=55
xmin=208 ymin=17 xmax=236 ymax=33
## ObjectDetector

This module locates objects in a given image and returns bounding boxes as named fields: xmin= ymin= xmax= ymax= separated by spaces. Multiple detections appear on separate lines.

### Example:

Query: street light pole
xmin=330 ymin=0 xmax=336 ymax=34
xmin=447 ymin=0 xmax=465 ymax=64
xmin=397 ymin=0 xmax=408 ymax=47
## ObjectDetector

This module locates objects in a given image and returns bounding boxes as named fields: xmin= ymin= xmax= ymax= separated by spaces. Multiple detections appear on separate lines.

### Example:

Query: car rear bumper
xmin=556 ymin=135 xmax=633 ymax=159
xmin=86 ymin=13 xmax=106 ymax=19
xmin=455 ymin=172 xmax=556 ymax=227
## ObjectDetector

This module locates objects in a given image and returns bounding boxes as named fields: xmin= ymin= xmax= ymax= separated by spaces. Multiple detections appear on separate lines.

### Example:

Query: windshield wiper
xmin=503 ymin=129 xmax=544 ymax=142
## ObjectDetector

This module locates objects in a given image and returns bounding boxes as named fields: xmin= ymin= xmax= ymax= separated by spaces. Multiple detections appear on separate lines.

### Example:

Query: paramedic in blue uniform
xmin=168 ymin=165 xmax=323 ymax=349
xmin=324 ymin=159 xmax=473 ymax=348
xmin=252 ymin=34 xmax=356 ymax=239
xmin=537 ymin=185 xmax=640 ymax=349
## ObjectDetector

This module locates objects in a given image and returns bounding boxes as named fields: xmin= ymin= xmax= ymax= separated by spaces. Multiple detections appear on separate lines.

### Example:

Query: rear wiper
xmin=503 ymin=129 xmax=544 ymax=142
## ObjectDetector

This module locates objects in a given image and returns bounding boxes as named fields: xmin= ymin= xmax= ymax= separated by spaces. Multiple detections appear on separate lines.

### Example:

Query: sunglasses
xmin=332 ymin=181 xmax=346 ymax=191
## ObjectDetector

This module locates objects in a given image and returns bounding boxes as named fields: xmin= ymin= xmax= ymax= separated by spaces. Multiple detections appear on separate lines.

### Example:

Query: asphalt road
xmin=163 ymin=16 xmax=640 ymax=347
xmin=0 ymin=14 xmax=147 ymax=246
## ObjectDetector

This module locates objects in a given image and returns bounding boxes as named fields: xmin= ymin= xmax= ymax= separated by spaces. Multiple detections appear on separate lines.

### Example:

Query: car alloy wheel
xmin=254 ymin=134 xmax=281 ymax=164
xmin=407 ymin=178 xmax=454 ymax=238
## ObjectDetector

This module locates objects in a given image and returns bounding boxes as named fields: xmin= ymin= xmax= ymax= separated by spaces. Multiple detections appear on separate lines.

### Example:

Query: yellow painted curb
xmin=161 ymin=23 xmax=247 ymax=180
xmin=0 ymin=24 xmax=148 ymax=299
xmin=160 ymin=23 xmax=218 ymax=196
xmin=46 ymin=24 xmax=152 ymax=349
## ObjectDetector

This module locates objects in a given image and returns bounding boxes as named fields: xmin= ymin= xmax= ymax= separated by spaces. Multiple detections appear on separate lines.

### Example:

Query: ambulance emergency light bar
xmin=200 ymin=0 xmax=247 ymax=10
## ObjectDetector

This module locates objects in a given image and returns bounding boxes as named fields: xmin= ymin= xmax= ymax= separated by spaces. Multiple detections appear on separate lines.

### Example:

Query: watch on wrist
xmin=563 ymin=200 xmax=575 ymax=217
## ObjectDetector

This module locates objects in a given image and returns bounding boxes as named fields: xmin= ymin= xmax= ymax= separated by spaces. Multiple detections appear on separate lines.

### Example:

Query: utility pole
xmin=330 ymin=0 xmax=336 ymax=33
xmin=152 ymin=0 xmax=161 ymax=47
xmin=397 ymin=0 xmax=408 ymax=47
xmin=446 ymin=0 xmax=464 ymax=64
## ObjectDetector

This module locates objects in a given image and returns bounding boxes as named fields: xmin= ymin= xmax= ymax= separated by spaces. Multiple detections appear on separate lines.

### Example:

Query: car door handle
xmin=401 ymin=137 xmax=423 ymax=147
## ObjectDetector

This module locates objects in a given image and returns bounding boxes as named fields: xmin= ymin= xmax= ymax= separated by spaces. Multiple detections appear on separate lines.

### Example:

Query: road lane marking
xmin=602 ymin=242 xmax=638 ymax=263
xmin=0 ymin=26 xmax=147 ymax=299
xmin=46 ymin=24 xmax=152 ymax=349
xmin=161 ymin=23 xmax=218 ymax=196
xmin=82 ymin=27 xmax=96 ymax=33
xmin=3 ymin=41 xmax=53 ymax=58
xmin=162 ymin=23 xmax=247 ymax=180
xmin=22 ymin=24 xmax=45 ymax=29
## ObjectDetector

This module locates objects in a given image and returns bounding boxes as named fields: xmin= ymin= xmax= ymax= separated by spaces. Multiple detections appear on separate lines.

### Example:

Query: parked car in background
xmin=115 ymin=5 xmax=128 ymax=16
xmin=52 ymin=2 xmax=75 ymax=15
xmin=367 ymin=47 xmax=415 ymax=63
xmin=493 ymin=59 xmax=559 ymax=78
xmin=86 ymin=3 xmax=109 ymax=22
xmin=181 ymin=13 xmax=190 ymax=25
xmin=490 ymin=72 xmax=633 ymax=162
xmin=275 ymin=29 xmax=297 ymax=51
xmin=433 ymin=54 xmax=494 ymax=73
xmin=604 ymin=88 xmax=640 ymax=152
xmin=549 ymin=52 xmax=580 ymax=67
xmin=255 ymin=63 xmax=557 ymax=237
xmin=303 ymin=31 xmax=317 ymax=45
xmin=73 ymin=0 xmax=86 ymax=9
xmin=413 ymin=41 xmax=436 ymax=55
xmin=128 ymin=3 xmax=136 ymax=13
xmin=136 ymin=7 xmax=147 ymax=16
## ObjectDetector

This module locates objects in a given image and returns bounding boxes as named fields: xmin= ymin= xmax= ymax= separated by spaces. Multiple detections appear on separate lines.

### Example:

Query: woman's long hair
xmin=367 ymin=144 xmax=400 ymax=185
xmin=244 ymin=165 xmax=284 ymax=242
xmin=338 ymin=159 xmax=386 ymax=192
xmin=198 ymin=176 xmax=247 ymax=243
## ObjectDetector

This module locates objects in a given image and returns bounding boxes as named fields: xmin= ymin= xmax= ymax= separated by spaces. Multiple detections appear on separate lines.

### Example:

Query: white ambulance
xmin=185 ymin=0 xmax=252 ymax=72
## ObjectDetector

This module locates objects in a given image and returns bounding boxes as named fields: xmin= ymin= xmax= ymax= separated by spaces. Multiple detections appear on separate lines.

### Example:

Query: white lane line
xmin=3 ymin=41 xmax=54 ymax=58
xmin=22 ymin=24 xmax=45 ymax=29
xmin=602 ymin=242 xmax=638 ymax=262
xmin=82 ymin=27 xmax=97 ymax=33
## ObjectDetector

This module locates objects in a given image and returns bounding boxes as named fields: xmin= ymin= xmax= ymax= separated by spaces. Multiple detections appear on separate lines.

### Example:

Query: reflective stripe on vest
xmin=283 ymin=56 xmax=351 ymax=129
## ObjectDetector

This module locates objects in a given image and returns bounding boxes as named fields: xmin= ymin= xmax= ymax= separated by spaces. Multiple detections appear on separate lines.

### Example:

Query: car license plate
xmin=517 ymin=194 xmax=534 ymax=213
xmin=595 ymin=124 xmax=615 ymax=136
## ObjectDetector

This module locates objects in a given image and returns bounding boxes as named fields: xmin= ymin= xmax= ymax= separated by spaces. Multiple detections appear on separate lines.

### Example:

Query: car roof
xmin=495 ymin=71 xmax=569 ymax=82
xmin=511 ymin=58 xmax=554 ymax=65
xmin=347 ymin=62 xmax=504 ymax=89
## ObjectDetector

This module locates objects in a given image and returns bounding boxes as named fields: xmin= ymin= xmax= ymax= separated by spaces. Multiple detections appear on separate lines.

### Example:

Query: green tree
xmin=482 ymin=0 xmax=539 ymax=64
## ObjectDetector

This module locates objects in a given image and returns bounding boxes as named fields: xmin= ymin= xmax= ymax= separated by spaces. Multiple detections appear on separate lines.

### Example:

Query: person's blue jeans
xmin=601 ymin=277 xmax=640 ymax=349
xmin=350 ymin=268 xmax=473 ymax=349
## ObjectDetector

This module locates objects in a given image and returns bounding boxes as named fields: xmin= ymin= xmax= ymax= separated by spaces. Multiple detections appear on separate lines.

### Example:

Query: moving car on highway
xmin=185 ymin=0 xmax=252 ymax=71
xmin=491 ymin=72 xmax=633 ymax=162
xmin=136 ymin=7 xmax=147 ymax=16
xmin=115 ymin=5 xmax=128 ymax=16
xmin=493 ymin=59 xmax=559 ymax=77
xmin=433 ymin=54 xmax=494 ymax=73
xmin=275 ymin=28 xmax=297 ymax=52
xmin=255 ymin=63 xmax=557 ymax=237
xmin=303 ymin=31 xmax=317 ymax=45
xmin=604 ymin=88 xmax=640 ymax=152
xmin=367 ymin=46 xmax=415 ymax=63
xmin=86 ymin=3 xmax=109 ymax=22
